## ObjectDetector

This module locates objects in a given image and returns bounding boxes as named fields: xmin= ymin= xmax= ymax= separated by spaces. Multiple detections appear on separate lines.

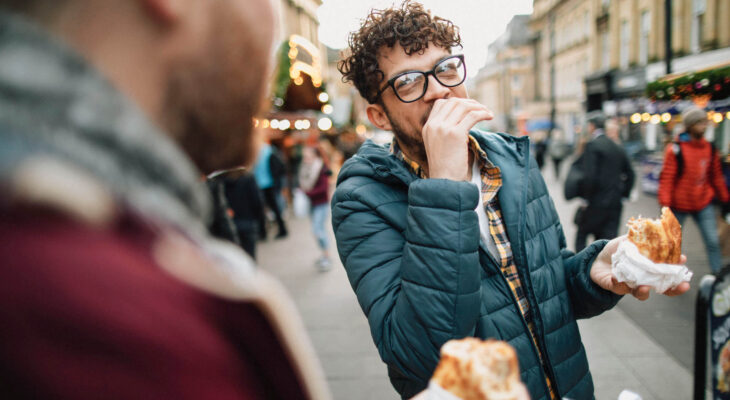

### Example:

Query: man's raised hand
xmin=422 ymin=98 xmax=493 ymax=181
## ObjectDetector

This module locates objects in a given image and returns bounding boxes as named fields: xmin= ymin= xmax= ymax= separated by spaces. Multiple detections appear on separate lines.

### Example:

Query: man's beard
xmin=161 ymin=7 xmax=268 ymax=174
xmin=382 ymin=103 xmax=430 ymax=164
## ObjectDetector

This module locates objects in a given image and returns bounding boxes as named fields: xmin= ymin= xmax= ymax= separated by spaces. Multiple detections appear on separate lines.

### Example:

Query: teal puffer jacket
xmin=331 ymin=130 xmax=622 ymax=400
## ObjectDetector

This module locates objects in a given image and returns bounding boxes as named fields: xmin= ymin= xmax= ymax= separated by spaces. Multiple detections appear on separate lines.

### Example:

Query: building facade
xmin=473 ymin=16 xmax=534 ymax=134
xmin=530 ymin=0 xmax=594 ymax=142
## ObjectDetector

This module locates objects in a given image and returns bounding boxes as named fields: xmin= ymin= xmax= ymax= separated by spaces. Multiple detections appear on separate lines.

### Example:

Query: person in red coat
xmin=0 ymin=0 xmax=330 ymax=398
xmin=658 ymin=106 xmax=730 ymax=272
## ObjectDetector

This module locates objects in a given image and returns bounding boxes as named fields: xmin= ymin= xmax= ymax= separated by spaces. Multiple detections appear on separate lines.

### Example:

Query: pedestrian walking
xmin=532 ymin=130 xmax=548 ymax=170
xmin=206 ymin=170 xmax=241 ymax=245
xmin=0 ymin=1 xmax=329 ymax=398
xmin=224 ymin=171 xmax=266 ymax=259
xmin=547 ymin=129 xmax=572 ymax=180
xmin=658 ymin=106 xmax=730 ymax=273
xmin=575 ymin=115 xmax=635 ymax=252
xmin=331 ymin=2 xmax=687 ymax=399
xmin=299 ymin=146 xmax=332 ymax=271
xmin=254 ymin=142 xmax=289 ymax=239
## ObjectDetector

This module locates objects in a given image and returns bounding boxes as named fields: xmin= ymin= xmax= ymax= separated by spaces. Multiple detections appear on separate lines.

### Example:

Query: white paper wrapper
xmin=611 ymin=240 xmax=692 ymax=294
xmin=425 ymin=380 xmax=462 ymax=400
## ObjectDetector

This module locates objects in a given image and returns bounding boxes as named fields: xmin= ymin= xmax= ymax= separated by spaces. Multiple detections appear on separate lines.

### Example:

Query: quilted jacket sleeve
xmin=558 ymin=230 xmax=623 ymax=319
xmin=332 ymin=177 xmax=482 ymax=384
xmin=658 ymin=144 xmax=677 ymax=207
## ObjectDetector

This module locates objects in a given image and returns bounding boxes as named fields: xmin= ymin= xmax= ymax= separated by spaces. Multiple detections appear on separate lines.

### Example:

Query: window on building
xmin=512 ymin=75 xmax=522 ymax=90
xmin=584 ymin=11 xmax=590 ymax=39
xmin=639 ymin=10 xmax=651 ymax=65
xmin=691 ymin=0 xmax=707 ymax=53
xmin=513 ymin=97 xmax=521 ymax=111
xmin=550 ymin=29 xmax=555 ymax=55
xmin=601 ymin=30 xmax=610 ymax=70
xmin=620 ymin=20 xmax=630 ymax=69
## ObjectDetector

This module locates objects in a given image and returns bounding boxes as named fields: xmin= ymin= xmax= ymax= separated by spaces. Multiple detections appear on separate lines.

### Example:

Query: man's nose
xmin=421 ymin=74 xmax=451 ymax=103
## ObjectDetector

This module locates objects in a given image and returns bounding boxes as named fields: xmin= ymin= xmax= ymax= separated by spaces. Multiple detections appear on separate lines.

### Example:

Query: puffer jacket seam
xmin=562 ymin=368 xmax=592 ymax=399
xmin=373 ymin=199 xmax=407 ymax=209
xmin=406 ymin=241 xmax=461 ymax=254
xmin=548 ymin=331 xmax=584 ymax=365
xmin=363 ymin=281 xmax=400 ymax=316
xmin=401 ymin=277 xmax=457 ymax=294
xmin=343 ymin=179 xmax=382 ymax=197
xmin=342 ymin=225 xmax=396 ymax=256
xmin=354 ymin=256 xmax=400 ymax=294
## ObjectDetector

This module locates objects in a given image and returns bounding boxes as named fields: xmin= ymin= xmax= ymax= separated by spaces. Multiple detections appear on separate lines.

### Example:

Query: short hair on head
xmin=338 ymin=0 xmax=462 ymax=104
xmin=586 ymin=111 xmax=605 ymax=130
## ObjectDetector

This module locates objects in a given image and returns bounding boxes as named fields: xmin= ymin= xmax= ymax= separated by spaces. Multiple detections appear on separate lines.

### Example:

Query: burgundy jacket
xmin=0 ymin=202 xmax=327 ymax=400
xmin=304 ymin=167 xmax=331 ymax=207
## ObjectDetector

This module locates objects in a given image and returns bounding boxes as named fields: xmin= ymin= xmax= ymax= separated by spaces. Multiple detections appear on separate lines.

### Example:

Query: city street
xmin=257 ymin=157 xmax=705 ymax=400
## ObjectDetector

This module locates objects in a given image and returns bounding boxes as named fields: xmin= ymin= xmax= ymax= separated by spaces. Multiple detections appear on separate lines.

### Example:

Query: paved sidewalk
xmin=257 ymin=162 xmax=694 ymax=400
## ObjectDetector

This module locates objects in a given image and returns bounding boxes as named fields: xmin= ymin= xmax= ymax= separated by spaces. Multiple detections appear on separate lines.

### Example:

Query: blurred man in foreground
xmin=0 ymin=0 xmax=328 ymax=398
xmin=331 ymin=2 xmax=689 ymax=399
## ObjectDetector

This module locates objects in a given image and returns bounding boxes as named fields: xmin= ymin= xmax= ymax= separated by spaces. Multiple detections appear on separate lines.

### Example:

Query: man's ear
xmin=366 ymin=103 xmax=393 ymax=131
xmin=139 ymin=0 xmax=185 ymax=25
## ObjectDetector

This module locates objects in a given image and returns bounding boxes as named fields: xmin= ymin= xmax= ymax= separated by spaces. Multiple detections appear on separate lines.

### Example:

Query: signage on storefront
xmin=612 ymin=67 xmax=646 ymax=98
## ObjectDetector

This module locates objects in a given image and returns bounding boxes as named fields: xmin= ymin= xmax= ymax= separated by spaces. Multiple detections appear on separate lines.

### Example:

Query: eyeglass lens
xmin=393 ymin=56 xmax=465 ymax=102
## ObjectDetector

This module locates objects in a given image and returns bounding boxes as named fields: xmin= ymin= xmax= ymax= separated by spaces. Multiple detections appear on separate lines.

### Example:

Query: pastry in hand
xmin=627 ymin=207 xmax=682 ymax=264
xmin=431 ymin=338 xmax=522 ymax=400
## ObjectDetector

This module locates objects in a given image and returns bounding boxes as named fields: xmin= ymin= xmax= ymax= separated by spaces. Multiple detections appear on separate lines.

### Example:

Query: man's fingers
xmin=664 ymin=282 xmax=691 ymax=296
xmin=453 ymin=109 xmax=494 ymax=134
xmin=430 ymin=98 xmax=492 ymax=127
xmin=610 ymin=279 xmax=633 ymax=295
xmin=631 ymin=285 xmax=651 ymax=301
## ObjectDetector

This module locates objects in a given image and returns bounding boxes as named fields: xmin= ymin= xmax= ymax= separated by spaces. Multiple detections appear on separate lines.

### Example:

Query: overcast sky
xmin=317 ymin=0 xmax=534 ymax=77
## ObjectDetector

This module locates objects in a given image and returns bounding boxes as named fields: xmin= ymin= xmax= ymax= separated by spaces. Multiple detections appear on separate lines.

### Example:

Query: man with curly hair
xmin=331 ymin=2 xmax=689 ymax=399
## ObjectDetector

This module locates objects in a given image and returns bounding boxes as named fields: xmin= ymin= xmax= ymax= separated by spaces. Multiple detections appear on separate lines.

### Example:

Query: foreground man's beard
xmin=383 ymin=103 xmax=431 ymax=164
xmin=161 ymin=9 xmax=269 ymax=174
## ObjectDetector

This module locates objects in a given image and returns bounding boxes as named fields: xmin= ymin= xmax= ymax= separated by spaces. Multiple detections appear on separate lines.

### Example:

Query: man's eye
xmin=395 ymin=74 xmax=422 ymax=89
xmin=437 ymin=61 xmax=459 ymax=74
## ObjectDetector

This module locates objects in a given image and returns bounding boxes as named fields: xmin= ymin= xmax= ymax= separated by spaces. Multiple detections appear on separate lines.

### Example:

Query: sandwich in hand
xmin=627 ymin=206 xmax=682 ymax=264
xmin=431 ymin=338 xmax=523 ymax=400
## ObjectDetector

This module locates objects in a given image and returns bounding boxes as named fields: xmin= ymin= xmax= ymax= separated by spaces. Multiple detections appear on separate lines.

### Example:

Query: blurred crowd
xmin=205 ymin=134 xmax=362 ymax=270
xmin=532 ymin=107 xmax=730 ymax=269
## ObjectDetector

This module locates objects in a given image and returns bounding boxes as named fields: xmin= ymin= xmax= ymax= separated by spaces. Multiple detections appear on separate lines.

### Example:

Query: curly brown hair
xmin=338 ymin=1 xmax=462 ymax=104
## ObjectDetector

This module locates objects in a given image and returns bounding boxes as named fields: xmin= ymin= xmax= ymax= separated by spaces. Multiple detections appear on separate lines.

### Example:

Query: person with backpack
xmin=658 ymin=106 xmax=729 ymax=273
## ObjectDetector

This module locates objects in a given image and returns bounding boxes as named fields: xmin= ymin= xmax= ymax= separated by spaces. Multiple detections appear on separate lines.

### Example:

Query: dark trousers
xmin=575 ymin=205 xmax=622 ymax=252
xmin=552 ymin=157 xmax=564 ymax=179
xmin=234 ymin=220 xmax=258 ymax=260
xmin=261 ymin=187 xmax=287 ymax=237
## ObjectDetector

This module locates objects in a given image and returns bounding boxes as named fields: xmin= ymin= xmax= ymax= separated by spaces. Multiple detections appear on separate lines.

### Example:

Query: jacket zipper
xmin=513 ymin=140 xmax=562 ymax=399
xmin=479 ymin=245 xmax=555 ymax=398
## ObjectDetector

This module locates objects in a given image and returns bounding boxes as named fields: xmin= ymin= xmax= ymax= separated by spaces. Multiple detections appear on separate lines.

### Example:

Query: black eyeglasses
xmin=374 ymin=54 xmax=466 ymax=103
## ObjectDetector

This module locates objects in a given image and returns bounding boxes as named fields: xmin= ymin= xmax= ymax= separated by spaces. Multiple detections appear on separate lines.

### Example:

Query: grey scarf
xmin=0 ymin=11 xmax=212 ymax=237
